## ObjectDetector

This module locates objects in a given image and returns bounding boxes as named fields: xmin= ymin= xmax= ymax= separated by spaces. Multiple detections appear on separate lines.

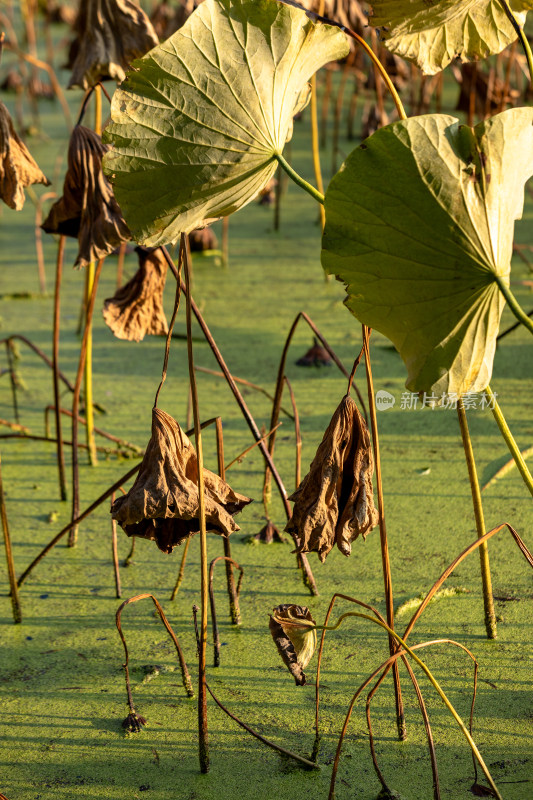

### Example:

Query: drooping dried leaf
xmin=111 ymin=408 xmax=252 ymax=553
xmin=0 ymin=101 xmax=50 ymax=211
xmin=251 ymin=519 xmax=286 ymax=543
xmin=41 ymin=125 xmax=131 ymax=267
xmin=295 ymin=337 xmax=332 ymax=367
xmin=188 ymin=227 xmax=218 ymax=253
xmin=67 ymin=0 xmax=159 ymax=90
xmin=102 ymin=246 xmax=168 ymax=341
xmin=286 ymin=395 xmax=378 ymax=563
xmin=269 ymin=604 xmax=316 ymax=686
xmin=150 ymin=0 xmax=199 ymax=40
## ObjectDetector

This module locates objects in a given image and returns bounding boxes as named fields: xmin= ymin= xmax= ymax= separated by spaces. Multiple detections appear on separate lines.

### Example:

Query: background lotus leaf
xmin=103 ymin=0 xmax=349 ymax=246
xmin=369 ymin=0 xmax=533 ymax=75
xmin=322 ymin=108 xmax=533 ymax=397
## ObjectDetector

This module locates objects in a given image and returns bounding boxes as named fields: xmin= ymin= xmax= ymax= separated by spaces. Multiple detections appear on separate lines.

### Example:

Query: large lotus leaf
xmin=369 ymin=0 xmax=533 ymax=75
xmin=322 ymin=108 xmax=533 ymax=398
xmin=103 ymin=0 xmax=349 ymax=246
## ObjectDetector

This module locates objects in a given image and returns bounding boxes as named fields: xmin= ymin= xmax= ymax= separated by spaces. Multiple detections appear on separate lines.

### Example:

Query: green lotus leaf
xmin=321 ymin=108 xmax=533 ymax=398
xmin=102 ymin=0 xmax=349 ymax=246
xmin=369 ymin=0 xmax=533 ymax=75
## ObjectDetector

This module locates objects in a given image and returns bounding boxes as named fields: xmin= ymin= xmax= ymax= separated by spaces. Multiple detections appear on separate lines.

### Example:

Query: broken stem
xmin=111 ymin=492 xmax=122 ymax=599
xmin=209 ymin=555 xmax=244 ymax=666
xmin=457 ymin=398 xmax=497 ymax=639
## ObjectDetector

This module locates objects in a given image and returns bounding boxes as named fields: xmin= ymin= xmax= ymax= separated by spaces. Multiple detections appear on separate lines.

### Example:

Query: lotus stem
xmin=170 ymin=538 xmax=190 ymax=600
xmin=52 ymin=235 xmax=68 ymax=501
xmin=320 ymin=67 xmax=332 ymax=149
xmin=124 ymin=535 xmax=136 ymax=567
xmin=495 ymin=275 xmax=533 ymax=334
xmin=310 ymin=73 xmax=325 ymax=228
xmin=5 ymin=340 xmax=19 ymax=424
xmin=0 ymin=454 xmax=22 ymax=623
xmin=499 ymin=0 xmax=533 ymax=87
xmin=320 ymin=612 xmax=502 ymax=800
xmin=183 ymin=233 xmax=210 ymax=773
xmin=116 ymin=241 xmax=126 ymax=288
xmin=485 ymin=385 xmax=533 ymax=496
xmin=215 ymin=417 xmax=240 ymax=625
xmin=457 ymin=398 xmax=497 ymax=638
xmin=304 ymin=9 xmax=407 ymax=121
xmin=111 ymin=492 xmax=122 ymax=599
xmin=274 ymin=152 xmax=324 ymax=205
xmin=283 ymin=376 xmax=301 ymax=489
xmin=116 ymin=593 xmax=194 ymax=717
xmin=362 ymin=327 xmax=406 ymax=739
xmin=209 ymin=556 xmax=244 ymax=666
xmin=69 ymin=258 xmax=104 ymax=546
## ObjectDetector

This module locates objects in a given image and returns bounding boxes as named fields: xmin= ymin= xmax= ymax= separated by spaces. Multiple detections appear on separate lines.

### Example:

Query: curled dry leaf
xmin=41 ymin=125 xmax=130 ymax=267
xmin=67 ymin=0 xmax=159 ymax=89
xmin=102 ymin=246 xmax=168 ymax=341
xmin=0 ymin=101 xmax=50 ymax=211
xmin=188 ymin=227 xmax=218 ymax=253
xmin=286 ymin=394 xmax=378 ymax=563
xmin=269 ymin=604 xmax=317 ymax=686
xmin=111 ymin=408 xmax=252 ymax=553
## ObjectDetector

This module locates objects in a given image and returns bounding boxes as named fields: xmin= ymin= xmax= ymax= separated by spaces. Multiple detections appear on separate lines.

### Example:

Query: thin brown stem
xmin=154 ymin=250 xmax=183 ymax=408
xmin=183 ymin=234 xmax=209 ymax=772
xmin=0 ymin=453 xmax=22 ymax=623
xmin=215 ymin=417 xmax=240 ymax=625
xmin=283 ymin=376 xmax=301 ymax=489
xmin=362 ymin=326 xmax=405 ymax=739
xmin=116 ymin=241 xmax=126 ymax=289
xmin=5 ymin=340 xmax=19 ymax=424
xmin=111 ymin=492 xmax=122 ymax=599
xmin=116 ymin=593 xmax=194 ymax=712
xmin=169 ymin=538 xmax=190 ymax=600
xmin=69 ymin=258 xmax=104 ymax=547
xmin=52 ymin=235 xmax=67 ymax=501
xmin=209 ymin=556 xmax=244 ymax=666
xmin=457 ymin=399 xmax=497 ymax=639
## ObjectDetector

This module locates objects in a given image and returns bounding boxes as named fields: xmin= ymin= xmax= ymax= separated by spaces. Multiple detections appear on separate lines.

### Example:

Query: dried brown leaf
xmin=286 ymin=394 xmax=378 ymax=563
xmin=67 ymin=0 xmax=159 ymax=90
xmin=102 ymin=246 xmax=168 ymax=341
xmin=269 ymin=604 xmax=316 ymax=686
xmin=151 ymin=0 xmax=198 ymax=41
xmin=188 ymin=226 xmax=218 ymax=253
xmin=0 ymin=102 xmax=49 ymax=211
xmin=41 ymin=125 xmax=130 ymax=267
xmin=111 ymin=408 xmax=252 ymax=553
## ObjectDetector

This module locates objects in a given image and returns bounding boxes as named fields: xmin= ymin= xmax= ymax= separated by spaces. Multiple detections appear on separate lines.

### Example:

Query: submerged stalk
xmin=457 ymin=398 xmax=497 ymax=639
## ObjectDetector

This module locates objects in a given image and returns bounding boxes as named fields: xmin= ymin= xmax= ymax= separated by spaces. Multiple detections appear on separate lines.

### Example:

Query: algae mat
xmin=1 ymin=93 xmax=532 ymax=800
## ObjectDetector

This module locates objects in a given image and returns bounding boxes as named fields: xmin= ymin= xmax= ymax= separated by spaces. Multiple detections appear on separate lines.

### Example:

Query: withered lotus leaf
xmin=41 ymin=125 xmax=130 ymax=267
xmin=0 ymin=101 xmax=50 ymax=210
xmin=102 ymin=246 xmax=168 ymax=341
xmin=286 ymin=395 xmax=378 ymax=563
xmin=67 ymin=0 xmax=159 ymax=90
xmin=111 ymin=408 xmax=252 ymax=553
xmin=269 ymin=604 xmax=317 ymax=686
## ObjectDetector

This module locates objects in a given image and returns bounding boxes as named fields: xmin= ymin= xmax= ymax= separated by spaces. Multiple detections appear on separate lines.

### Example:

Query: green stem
xmin=486 ymin=385 xmax=533 ymax=496
xmin=457 ymin=399 xmax=497 ymax=639
xmin=318 ymin=612 xmax=502 ymax=800
xmin=495 ymin=275 xmax=533 ymax=334
xmin=310 ymin=75 xmax=326 ymax=228
xmin=499 ymin=0 xmax=533 ymax=86
xmin=274 ymin=153 xmax=324 ymax=205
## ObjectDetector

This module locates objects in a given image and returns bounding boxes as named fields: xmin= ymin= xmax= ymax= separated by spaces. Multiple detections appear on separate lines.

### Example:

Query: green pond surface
xmin=0 ymin=52 xmax=532 ymax=800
